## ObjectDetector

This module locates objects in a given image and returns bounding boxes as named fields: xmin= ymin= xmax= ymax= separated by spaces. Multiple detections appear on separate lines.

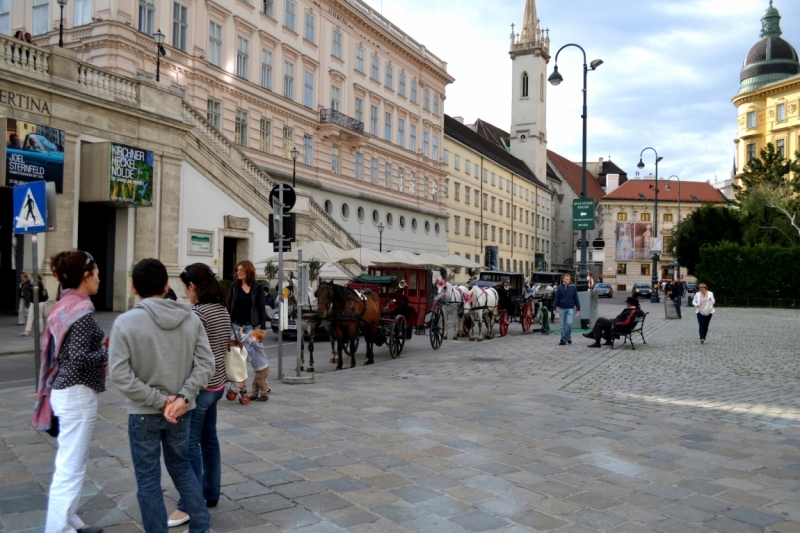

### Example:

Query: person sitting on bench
xmin=583 ymin=296 xmax=640 ymax=348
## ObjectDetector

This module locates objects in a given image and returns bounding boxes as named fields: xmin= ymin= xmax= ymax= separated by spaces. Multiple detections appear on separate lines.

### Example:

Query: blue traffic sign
xmin=13 ymin=181 xmax=47 ymax=234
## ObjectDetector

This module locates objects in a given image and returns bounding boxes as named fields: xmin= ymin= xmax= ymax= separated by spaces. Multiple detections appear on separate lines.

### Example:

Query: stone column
xmin=159 ymin=153 xmax=184 ymax=275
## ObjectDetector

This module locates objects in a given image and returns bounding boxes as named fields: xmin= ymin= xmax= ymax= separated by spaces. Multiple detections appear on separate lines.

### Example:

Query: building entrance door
xmin=0 ymin=188 xmax=16 ymax=313
xmin=78 ymin=203 xmax=116 ymax=310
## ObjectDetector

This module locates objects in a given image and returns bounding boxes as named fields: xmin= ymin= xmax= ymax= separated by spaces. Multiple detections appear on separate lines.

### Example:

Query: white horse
xmin=461 ymin=285 xmax=500 ymax=341
xmin=434 ymin=279 xmax=467 ymax=340
xmin=281 ymin=276 xmax=337 ymax=372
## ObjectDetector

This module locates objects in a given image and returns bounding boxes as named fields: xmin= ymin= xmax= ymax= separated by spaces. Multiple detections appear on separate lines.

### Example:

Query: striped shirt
xmin=193 ymin=303 xmax=231 ymax=389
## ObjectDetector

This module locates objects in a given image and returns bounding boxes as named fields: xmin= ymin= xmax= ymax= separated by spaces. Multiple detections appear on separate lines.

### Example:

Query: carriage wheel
xmin=389 ymin=315 xmax=406 ymax=358
xmin=429 ymin=307 xmax=444 ymax=350
xmin=499 ymin=311 xmax=510 ymax=337
xmin=343 ymin=333 xmax=360 ymax=356
xmin=522 ymin=301 xmax=533 ymax=332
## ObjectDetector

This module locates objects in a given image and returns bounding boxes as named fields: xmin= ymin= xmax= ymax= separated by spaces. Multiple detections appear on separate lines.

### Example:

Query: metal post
xmin=156 ymin=54 xmax=161 ymax=82
xmin=276 ymin=186 xmax=284 ymax=380
xmin=652 ymin=159 xmax=659 ymax=303
xmin=58 ymin=4 xmax=65 ymax=48
xmin=32 ymin=235 xmax=41 ymax=392
xmin=296 ymin=250 xmax=303 ymax=377
xmin=578 ymin=61 xmax=588 ymax=292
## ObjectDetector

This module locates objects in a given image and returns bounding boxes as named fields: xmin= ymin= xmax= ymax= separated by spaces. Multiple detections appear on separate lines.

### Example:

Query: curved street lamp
xmin=665 ymin=175 xmax=681 ymax=282
xmin=153 ymin=29 xmax=166 ymax=82
xmin=548 ymin=44 xmax=603 ymax=292
xmin=637 ymin=148 xmax=664 ymax=303
xmin=57 ymin=0 xmax=68 ymax=48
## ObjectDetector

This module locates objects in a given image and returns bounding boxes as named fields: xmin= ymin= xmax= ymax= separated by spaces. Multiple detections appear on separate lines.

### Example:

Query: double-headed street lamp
xmin=665 ymin=175 xmax=681 ymax=281
xmin=548 ymin=44 xmax=603 ymax=292
xmin=637 ymin=148 xmax=663 ymax=303
xmin=153 ymin=29 xmax=166 ymax=82
xmin=290 ymin=147 xmax=300 ymax=187
xmin=57 ymin=0 xmax=68 ymax=48
xmin=377 ymin=223 xmax=385 ymax=252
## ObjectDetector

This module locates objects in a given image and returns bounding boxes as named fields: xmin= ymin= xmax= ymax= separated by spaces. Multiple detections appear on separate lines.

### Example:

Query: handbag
xmin=699 ymin=299 xmax=714 ymax=316
xmin=46 ymin=415 xmax=60 ymax=438
xmin=225 ymin=327 xmax=248 ymax=382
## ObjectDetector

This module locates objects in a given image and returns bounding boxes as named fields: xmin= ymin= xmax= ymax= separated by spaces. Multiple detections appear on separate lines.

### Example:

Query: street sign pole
xmin=276 ymin=186 xmax=284 ymax=381
xmin=296 ymin=251 xmax=303 ymax=377
xmin=32 ymin=235 xmax=41 ymax=393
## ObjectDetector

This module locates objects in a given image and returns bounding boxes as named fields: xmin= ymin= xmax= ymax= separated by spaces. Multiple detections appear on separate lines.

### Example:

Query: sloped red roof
xmin=603 ymin=179 xmax=725 ymax=203
xmin=547 ymin=150 xmax=605 ymax=202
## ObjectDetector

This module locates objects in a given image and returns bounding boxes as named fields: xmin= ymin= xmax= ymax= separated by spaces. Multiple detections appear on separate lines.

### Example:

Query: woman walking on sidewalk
xmin=34 ymin=250 xmax=107 ymax=533
xmin=692 ymin=283 xmax=715 ymax=344
xmin=20 ymin=273 xmax=48 ymax=336
xmin=167 ymin=264 xmax=231 ymax=528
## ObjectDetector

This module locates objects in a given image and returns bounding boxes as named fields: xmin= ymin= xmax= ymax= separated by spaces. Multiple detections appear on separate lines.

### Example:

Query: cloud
xmin=378 ymin=0 xmax=799 ymax=184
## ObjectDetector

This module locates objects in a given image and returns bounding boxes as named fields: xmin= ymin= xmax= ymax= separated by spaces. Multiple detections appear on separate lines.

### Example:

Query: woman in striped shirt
xmin=167 ymin=264 xmax=231 ymax=528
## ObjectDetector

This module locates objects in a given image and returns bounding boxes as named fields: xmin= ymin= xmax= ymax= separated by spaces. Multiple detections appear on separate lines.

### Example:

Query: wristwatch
xmin=175 ymin=394 xmax=187 ymax=404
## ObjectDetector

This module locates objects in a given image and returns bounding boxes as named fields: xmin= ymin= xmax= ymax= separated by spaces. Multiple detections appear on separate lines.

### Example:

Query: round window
xmin=341 ymin=203 xmax=350 ymax=219
xmin=399 ymin=215 xmax=406 ymax=229
xmin=424 ymin=221 xmax=431 ymax=234
xmin=372 ymin=209 xmax=379 ymax=224
xmin=434 ymin=223 xmax=440 ymax=235
xmin=324 ymin=200 xmax=332 ymax=215
xmin=411 ymin=218 xmax=418 ymax=231
xmin=357 ymin=206 xmax=365 ymax=222
xmin=386 ymin=213 xmax=394 ymax=227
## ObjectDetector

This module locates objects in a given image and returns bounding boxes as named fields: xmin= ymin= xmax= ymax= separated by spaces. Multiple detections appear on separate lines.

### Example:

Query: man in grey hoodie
xmin=109 ymin=259 xmax=214 ymax=533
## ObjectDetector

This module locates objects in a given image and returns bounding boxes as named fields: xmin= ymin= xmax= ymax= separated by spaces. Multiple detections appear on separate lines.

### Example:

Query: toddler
xmin=239 ymin=327 xmax=270 ymax=402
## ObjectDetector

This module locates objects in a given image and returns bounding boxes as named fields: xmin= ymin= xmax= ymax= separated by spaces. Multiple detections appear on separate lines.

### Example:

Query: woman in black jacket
xmin=227 ymin=260 xmax=266 ymax=336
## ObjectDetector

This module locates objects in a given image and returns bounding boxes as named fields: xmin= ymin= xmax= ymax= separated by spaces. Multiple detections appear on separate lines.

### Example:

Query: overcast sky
xmin=377 ymin=0 xmax=800 ymax=184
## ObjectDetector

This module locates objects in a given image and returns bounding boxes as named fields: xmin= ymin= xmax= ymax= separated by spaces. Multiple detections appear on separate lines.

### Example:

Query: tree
xmin=739 ymin=183 xmax=800 ymax=245
xmin=263 ymin=261 xmax=278 ymax=287
xmin=307 ymin=258 xmax=323 ymax=285
xmin=668 ymin=204 xmax=743 ymax=275
xmin=735 ymin=143 xmax=800 ymax=204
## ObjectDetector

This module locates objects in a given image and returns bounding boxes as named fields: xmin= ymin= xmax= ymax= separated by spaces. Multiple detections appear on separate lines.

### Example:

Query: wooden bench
xmin=610 ymin=311 xmax=648 ymax=350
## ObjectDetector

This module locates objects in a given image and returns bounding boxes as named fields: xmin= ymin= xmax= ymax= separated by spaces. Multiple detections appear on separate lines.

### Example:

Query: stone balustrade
xmin=0 ymin=34 xmax=49 ymax=76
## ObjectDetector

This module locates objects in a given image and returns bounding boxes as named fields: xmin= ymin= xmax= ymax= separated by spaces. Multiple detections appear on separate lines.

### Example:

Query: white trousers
xmin=45 ymin=385 xmax=99 ymax=533
xmin=25 ymin=302 xmax=44 ymax=332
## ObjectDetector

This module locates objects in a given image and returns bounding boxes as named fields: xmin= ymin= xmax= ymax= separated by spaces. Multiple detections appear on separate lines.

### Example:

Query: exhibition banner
xmin=5 ymin=118 xmax=65 ymax=193
xmin=614 ymin=222 xmax=655 ymax=261
xmin=109 ymin=143 xmax=154 ymax=206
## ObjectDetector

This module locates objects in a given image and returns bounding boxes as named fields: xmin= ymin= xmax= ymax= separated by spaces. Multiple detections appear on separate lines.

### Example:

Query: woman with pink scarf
xmin=33 ymin=250 xmax=107 ymax=533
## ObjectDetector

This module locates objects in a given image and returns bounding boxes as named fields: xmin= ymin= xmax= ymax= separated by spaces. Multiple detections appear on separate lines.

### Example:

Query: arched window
xmin=522 ymin=72 xmax=529 ymax=98
xmin=617 ymin=212 xmax=628 ymax=221
xmin=640 ymin=212 xmax=651 ymax=221
xmin=540 ymin=73 xmax=544 ymax=101
xmin=663 ymin=213 xmax=673 ymax=222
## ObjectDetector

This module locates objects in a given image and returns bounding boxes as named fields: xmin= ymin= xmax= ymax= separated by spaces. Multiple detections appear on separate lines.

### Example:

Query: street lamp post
xmin=548 ymin=45 xmax=603 ymax=292
xmin=57 ymin=0 xmax=68 ymax=48
xmin=153 ymin=29 xmax=166 ymax=82
xmin=377 ymin=223 xmax=385 ymax=252
xmin=665 ymin=175 xmax=681 ymax=281
xmin=290 ymin=147 xmax=300 ymax=188
xmin=637 ymin=148 xmax=663 ymax=303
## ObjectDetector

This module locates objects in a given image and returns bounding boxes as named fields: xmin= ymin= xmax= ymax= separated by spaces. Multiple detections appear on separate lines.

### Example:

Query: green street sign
xmin=573 ymin=199 xmax=595 ymax=230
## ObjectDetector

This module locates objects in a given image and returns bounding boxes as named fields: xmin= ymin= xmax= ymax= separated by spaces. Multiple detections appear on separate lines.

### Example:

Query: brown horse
xmin=315 ymin=280 xmax=384 ymax=369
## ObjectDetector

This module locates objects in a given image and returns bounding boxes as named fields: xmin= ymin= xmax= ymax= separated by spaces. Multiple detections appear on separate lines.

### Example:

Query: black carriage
xmin=471 ymin=271 xmax=534 ymax=337
xmin=524 ymin=271 xmax=563 ymax=333
xmin=347 ymin=265 xmax=445 ymax=357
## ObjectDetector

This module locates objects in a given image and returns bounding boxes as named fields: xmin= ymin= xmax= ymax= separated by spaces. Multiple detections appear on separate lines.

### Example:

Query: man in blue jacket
xmin=552 ymin=273 xmax=580 ymax=345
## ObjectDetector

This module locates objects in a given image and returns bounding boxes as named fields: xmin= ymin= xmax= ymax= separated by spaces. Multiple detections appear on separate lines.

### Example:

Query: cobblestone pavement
xmin=1 ymin=302 xmax=799 ymax=533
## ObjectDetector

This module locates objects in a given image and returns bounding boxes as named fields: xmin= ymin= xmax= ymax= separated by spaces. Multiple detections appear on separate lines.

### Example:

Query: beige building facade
xmin=443 ymin=115 xmax=553 ymax=284
xmin=9 ymin=0 xmax=453 ymax=254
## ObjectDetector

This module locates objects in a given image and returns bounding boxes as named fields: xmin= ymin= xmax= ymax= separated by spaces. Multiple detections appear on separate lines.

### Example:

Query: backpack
xmin=40 ymin=284 xmax=49 ymax=302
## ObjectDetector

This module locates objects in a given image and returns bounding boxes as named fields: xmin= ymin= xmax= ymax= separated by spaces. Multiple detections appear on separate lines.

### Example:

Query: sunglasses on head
xmin=84 ymin=251 xmax=94 ymax=266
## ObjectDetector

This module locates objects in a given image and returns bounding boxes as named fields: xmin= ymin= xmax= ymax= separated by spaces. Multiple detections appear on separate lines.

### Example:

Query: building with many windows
xmin=733 ymin=2 xmax=800 ymax=181
xmin=599 ymin=179 xmax=725 ymax=292
xmin=9 ymin=0 xmax=454 ymax=258
xmin=443 ymin=115 xmax=553 ymax=282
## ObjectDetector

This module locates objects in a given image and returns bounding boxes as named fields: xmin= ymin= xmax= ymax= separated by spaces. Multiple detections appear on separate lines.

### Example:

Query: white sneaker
xmin=167 ymin=514 xmax=190 ymax=528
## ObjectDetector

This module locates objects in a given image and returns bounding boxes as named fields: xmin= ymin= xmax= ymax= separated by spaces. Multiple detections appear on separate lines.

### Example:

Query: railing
xmin=714 ymin=297 xmax=798 ymax=309
xmin=0 ymin=35 xmax=49 ymax=76
xmin=181 ymin=101 xmax=360 ymax=251
xmin=77 ymin=63 xmax=138 ymax=103
xmin=320 ymin=108 xmax=364 ymax=134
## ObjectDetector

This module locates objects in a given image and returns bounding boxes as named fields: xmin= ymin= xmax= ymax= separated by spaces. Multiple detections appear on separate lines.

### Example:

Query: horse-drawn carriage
xmin=470 ymin=271 xmax=534 ymax=337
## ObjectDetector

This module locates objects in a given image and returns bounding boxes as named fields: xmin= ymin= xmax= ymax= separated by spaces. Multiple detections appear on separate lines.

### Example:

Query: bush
xmin=219 ymin=279 xmax=232 ymax=289
xmin=694 ymin=243 xmax=800 ymax=298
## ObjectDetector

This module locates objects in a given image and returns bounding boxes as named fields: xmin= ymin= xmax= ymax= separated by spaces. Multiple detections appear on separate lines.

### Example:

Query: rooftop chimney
xmin=453 ymin=116 xmax=465 ymax=124
xmin=606 ymin=173 xmax=620 ymax=194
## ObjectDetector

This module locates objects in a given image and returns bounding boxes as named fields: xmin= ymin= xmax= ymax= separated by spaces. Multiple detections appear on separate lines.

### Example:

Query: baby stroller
xmin=225 ymin=330 xmax=250 ymax=404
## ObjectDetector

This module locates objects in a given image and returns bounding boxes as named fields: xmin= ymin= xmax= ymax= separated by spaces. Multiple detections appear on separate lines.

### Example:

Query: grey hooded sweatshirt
xmin=109 ymin=298 xmax=214 ymax=415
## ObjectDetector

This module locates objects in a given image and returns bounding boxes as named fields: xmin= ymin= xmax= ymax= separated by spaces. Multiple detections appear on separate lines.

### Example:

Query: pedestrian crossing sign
xmin=13 ymin=181 xmax=47 ymax=234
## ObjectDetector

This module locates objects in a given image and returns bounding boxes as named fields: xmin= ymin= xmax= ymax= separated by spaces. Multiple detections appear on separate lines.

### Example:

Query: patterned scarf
xmin=31 ymin=289 xmax=95 ymax=431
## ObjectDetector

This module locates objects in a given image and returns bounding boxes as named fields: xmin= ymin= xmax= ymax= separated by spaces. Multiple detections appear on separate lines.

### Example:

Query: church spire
xmin=519 ymin=0 xmax=539 ymax=44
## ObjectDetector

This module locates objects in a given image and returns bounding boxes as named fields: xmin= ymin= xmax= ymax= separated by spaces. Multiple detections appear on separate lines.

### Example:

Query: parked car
xmin=632 ymin=283 xmax=652 ymax=299
xmin=594 ymin=283 xmax=613 ymax=298
xmin=685 ymin=282 xmax=697 ymax=295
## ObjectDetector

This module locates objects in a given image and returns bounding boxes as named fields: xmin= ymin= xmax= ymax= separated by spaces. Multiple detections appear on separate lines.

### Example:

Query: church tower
xmin=508 ymin=0 xmax=550 ymax=182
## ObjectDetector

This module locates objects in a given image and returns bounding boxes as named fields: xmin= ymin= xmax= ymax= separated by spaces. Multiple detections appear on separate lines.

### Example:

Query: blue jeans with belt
xmin=177 ymin=388 xmax=225 ymax=512
xmin=128 ymin=414 xmax=210 ymax=533
xmin=559 ymin=307 xmax=575 ymax=342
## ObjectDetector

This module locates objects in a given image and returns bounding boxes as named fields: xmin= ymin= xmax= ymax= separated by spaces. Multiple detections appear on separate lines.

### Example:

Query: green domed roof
xmin=738 ymin=1 xmax=799 ymax=95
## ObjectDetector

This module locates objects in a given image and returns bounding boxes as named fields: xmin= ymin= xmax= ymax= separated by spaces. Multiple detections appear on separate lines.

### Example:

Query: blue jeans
xmin=128 ymin=414 xmax=210 ymax=533
xmin=559 ymin=307 xmax=575 ymax=342
xmin=696 ymin=312 xmax=712 ymax=340
xmin=178 ymin=388 xmax=225 ymax=512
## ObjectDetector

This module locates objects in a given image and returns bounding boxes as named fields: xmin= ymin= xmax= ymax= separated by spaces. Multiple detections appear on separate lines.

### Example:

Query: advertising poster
xmin=615 ymin=222 xmax=655 ymax=261
xmin=110 ymin=143 xmax=154 ymax=206
xmin=5 ymin=118 xmax=65 ymax=193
